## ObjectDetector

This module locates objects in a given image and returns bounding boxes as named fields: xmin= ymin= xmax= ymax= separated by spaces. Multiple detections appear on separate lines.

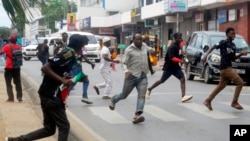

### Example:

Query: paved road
xmin=22 ymin=58 xmax=250 ymax=141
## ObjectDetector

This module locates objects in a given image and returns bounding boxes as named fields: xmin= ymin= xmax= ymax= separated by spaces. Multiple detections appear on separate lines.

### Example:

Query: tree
xmin=1 ymin=0 xmax=44 ymax=36
xmin=0 ymin=26 xmax=11 ymax=39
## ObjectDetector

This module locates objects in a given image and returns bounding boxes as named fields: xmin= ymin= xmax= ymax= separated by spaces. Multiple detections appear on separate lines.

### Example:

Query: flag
xmin=60 ymin=72 xmax=85 ymax=102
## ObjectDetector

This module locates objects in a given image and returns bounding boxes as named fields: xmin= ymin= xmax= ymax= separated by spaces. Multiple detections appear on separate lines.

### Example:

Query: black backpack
xmin=9 ymin=44 xmax=23 ymax=68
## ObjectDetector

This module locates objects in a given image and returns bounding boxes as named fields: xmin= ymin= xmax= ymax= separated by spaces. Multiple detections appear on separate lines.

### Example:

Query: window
xmin=188 ymin=34 xmax=197 ymax=47
xmin=146 ymin=0 xmax=153 ymax=5
xmin=194 ymin=36 xmax=202 ymax=48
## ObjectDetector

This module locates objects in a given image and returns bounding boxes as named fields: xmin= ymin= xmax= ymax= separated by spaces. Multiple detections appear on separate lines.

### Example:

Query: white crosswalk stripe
xmin=178 ymin=103 xmax=237 ymax=119
xmin=89 ymin=107 xmax=131 ymax=124
xmin=144 ymin=105 xmax=185 ymax=122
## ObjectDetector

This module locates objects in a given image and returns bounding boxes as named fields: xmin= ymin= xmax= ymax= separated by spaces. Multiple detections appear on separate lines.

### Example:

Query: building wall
xmin=25 ymin=7 xmax=42 ymax=40
xmin=219 ymin=2 xmax=250 ymax=43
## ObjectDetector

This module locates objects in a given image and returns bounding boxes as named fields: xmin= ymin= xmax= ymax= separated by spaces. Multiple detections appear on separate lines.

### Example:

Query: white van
xmin=67 ymin=31 xmax=101 ymax=62
xmin=22 ymin=36 xmax=61 ymax=60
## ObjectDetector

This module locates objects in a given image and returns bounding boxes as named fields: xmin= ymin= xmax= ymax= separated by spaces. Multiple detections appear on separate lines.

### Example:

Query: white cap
xmin=102 ymin=37 xmax=110 ymax=43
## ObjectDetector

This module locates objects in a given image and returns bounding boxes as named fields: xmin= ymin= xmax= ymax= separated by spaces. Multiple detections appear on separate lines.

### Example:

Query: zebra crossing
xmin=86 ymin=101 xmax=249 ymax=124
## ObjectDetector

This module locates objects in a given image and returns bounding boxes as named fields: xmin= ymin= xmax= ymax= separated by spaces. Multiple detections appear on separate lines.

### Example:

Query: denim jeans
xmin=69 ymin=64 xmax=89 ymax=99
xmin=38 ymin=56 xmax=47 ymax=65
xmin=111 ymin=73 xmax=148 ymax=115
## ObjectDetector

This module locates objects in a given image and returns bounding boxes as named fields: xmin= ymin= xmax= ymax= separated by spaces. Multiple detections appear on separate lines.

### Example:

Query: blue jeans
xmin=111 ymin=73 xmax=148 ymax=115
xmin=69 ymin=64 xmax=89 ymax=99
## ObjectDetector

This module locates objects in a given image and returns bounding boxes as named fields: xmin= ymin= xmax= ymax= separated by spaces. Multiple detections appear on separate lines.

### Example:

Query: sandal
xmin=133 ymin=116 xmax=145 ymax=124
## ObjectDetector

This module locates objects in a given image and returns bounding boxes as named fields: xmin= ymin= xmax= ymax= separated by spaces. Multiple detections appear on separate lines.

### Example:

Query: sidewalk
xmin=0 ymin=71 xmax=55 ymax=141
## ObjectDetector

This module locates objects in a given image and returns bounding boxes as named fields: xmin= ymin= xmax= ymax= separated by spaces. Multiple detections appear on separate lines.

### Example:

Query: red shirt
xmin=1 ymin=43 xmax=21 ymax=69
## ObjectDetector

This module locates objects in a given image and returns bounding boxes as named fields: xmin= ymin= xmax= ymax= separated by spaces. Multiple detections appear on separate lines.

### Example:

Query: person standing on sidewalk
xmin=109 ymin=33 xmax=148 ymax=124
xmin=93 ymin=37 xmax=120 ymax=99
xmin=69 ymin=35 xmax=95 ymax=104
xmin=0 ymin=34 xmax=23 ymax=102
xmin=202 ymin=27 xmax=247 ymax=111
xmin=145 ymin=32 xmax=193 ymax=102
xmin=5 ymin=34 xmax=84 ymax=141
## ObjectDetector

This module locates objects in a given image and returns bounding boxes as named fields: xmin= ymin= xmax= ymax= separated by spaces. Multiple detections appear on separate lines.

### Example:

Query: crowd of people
xmin=1 ymin=27 xmax=248 ymax=141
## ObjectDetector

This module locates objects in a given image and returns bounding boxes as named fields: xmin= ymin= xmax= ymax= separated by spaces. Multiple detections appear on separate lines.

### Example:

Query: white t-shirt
xmin=99 ymin=46 xmax=111 ymax=69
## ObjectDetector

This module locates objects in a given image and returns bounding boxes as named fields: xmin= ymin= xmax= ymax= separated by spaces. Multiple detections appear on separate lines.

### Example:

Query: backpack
xmin=9 ymin=44 xmax=23 ymax=68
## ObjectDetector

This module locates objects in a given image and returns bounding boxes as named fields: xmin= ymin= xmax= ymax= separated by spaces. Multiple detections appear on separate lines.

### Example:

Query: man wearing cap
xmin=145 ymin=32 xmax=193 ymax=102
xmin=0 ymin=34 xmax=23 ymax=102
xmin=93 ymin=37 xmax=120 ymax=99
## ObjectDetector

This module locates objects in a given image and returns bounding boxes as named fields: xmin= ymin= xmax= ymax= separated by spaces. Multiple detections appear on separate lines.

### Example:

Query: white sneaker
xmin=181 ymin=95 xmax=193 ymax=102
xmin=81 ymin=98 xmax=93 ymax=104
xmin=5 ymin=137 xmax=8 ymax=141
xmin=145 ymin=90 xmax=151 ymax=99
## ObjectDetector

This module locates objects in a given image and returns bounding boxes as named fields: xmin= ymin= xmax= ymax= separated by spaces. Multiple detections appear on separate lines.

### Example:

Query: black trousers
xmin=4 ymin=68 xmax=22 ymax=101
xmin=12 ymin=96 xmax=70 ymax=141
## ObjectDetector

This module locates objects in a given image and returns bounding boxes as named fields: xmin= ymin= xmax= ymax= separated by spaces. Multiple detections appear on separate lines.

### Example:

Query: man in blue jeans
xmin=69 ymin=35 xmax=95 ymax=104
xmin=109 ymin=33 xmax=148 ymax=124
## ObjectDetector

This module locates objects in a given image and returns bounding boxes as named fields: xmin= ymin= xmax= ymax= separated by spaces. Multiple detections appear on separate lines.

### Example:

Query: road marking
xmin=89 ymin=107 xmax=131 ymax=124
xmin=178 ymin=103 xmax=237 ymax=119
xmin=144 ymin=105 xmax=185 ymax=122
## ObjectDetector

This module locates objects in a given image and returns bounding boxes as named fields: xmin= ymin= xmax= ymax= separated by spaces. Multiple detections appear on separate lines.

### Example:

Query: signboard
xmin=188 ymin=0 xmax=201 ymax=8
xmin=45 ymin=29 xmax=51 ymax=37
xmin=164 ymin=0 xmax=169 ymax=13
xmin=218 ymin=10 xmax=227 ymax=23
xmin=67 ymin=13 xmax=76 ymax=31
xmin=168 ymin=0 xmax=188 ymax=12
xmin=83 ymin=17 xmax=91 ymax=29
xmin=131 ymin=7 xmax=141 ymax=23
xmin=195 ymin=13 xmax=204 ymax=22
xmin=145 ymin=19 xmax=154 ymax=27
xmin=99 ymin=28 xmax=114 ymax=35
xmin=118 ymin=44 xmax=127 ymax=49
xmin=166 ymin=15 xmax=184 ymax=23
xmin=228 ymin=9 xmax=237 ymax=21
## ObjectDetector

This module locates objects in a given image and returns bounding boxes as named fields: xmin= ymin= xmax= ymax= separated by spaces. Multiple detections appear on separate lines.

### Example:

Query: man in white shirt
xmin=93 ymin=37 xmax=119 ymax=99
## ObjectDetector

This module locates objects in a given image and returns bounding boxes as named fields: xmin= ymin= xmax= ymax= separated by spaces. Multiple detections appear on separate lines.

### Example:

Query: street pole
xmin=176 ymin=12 xmax=179 ymax=32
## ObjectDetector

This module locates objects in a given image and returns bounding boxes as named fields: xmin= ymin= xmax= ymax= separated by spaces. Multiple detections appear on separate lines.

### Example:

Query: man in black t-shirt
xmin=145 ymin=32 xmax=193 ymax=102
xmin=5 ymin=34 xmax=85 ymax=141
xmin=202 ymin=27 xmax=247 ymax=111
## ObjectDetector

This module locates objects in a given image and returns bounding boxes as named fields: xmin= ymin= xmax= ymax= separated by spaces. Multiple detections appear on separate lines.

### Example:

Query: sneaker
xmin=181 ymin=95 xmax=193 ymax=102
xmin=145 ymin=90 xmax=151 ymax=99
xmin=81 ymin=98 xmax=93 ymax=104
xmin=109 ymin=100 xmax=115 ymax=110
xmin=102 ymin=96 xmax=111 ymax=99
xmin=5 ymin=137 xmax=8 ymax=141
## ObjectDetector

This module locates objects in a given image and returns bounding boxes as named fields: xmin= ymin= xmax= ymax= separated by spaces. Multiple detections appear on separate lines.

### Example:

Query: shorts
xmin=160 ymin=68 xmax=184 ymax=82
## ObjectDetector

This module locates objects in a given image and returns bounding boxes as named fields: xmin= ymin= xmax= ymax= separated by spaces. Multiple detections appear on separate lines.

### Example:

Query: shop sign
xmin=168 ymin=0 xmax=188 ymax=12
xmin=144 ymin=19 xmax=154 ymax=27
xmin=99 ymin=28 xmax=114 ymax=35
xmin=188 ymin=0 xmax=201 ymax=8
xmin=131 ymin=7 xmax=141 ymax=23
xmin=195 ymin=13 xmax=204 ymax=22
xmin=83 ymin=17 xmax=91 ymax=29
xmin=228 ymin=9 xmax=237 ymax=21
xmin=164 ymin=0 xmax=169 ymax=13
xmin=218 ymin=10 xmax=227 ymax=23
xmin=165 ymin=15 xmax=184 ymax=23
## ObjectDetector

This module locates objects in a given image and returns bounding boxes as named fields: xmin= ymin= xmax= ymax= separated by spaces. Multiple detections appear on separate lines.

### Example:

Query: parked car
xmin=185 ymin=31 xmax=250 ymax=84
xmin=67 ymin=31 xmax=101 ymax=62
xmin=22 ymin=37 xmax=61 ymax=60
